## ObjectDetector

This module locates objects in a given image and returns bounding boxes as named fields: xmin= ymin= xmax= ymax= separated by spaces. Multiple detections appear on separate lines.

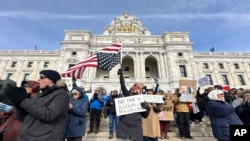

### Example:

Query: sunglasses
xmin=40 ymin=75 xmax=47 ymax=79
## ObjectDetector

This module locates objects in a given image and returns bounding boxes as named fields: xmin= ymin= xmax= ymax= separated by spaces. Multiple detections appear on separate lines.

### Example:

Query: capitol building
xmin=1 ymin=11 xmax=250 ymax=93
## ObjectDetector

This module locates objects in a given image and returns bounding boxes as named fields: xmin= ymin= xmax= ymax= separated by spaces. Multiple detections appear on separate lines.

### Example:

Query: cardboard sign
xmin=158 ymin=92 xmax=174 ymax=121
xmin=198 ymin=76 xmax=209 ymax=87
xmin=179 ymin=79 xmax=197 ymax=102
xmin=142 ymin=95 xmax=164 ymax=103
xmin=115 ymin=95 xmax=146 ymax=116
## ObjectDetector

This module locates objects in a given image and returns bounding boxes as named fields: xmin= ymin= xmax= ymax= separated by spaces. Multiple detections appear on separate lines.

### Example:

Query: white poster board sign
xmin=198 ymin=76 xmax=209 ymax=87
xmin=142 ymin=95 xmax=164 ymax=103
xmin=115 ymin=95 xmax=146 ymax=116
xmin=179 ymin=94 xmax=194 ymax=102
xmin=86 ymin=93 xmax=93 ymax=102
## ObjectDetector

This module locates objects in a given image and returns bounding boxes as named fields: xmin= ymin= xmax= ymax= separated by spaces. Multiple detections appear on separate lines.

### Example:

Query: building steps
xmin=80 ymin=115 xmax=217 ymax=141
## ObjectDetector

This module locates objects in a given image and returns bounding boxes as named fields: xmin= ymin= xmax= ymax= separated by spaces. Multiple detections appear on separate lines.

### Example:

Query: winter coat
xmin=17 ymin=85 xmax=69 ymax=141
xmin=106 ymin=95 xmax=119 ymax=114
xmin=0 ymin=109 xmax=22 ymax=141
xmin=207 ymin=90 xmax=243 ymax=141
xmin=64 ymin=96 xmax=89 ymax=138
xmin=142 ymin=103 xmax=161 ymax=138
xmin=117 ymin=75 xmax=150 ymax=141
xmin=173 ymin=94 xmax=190 ymax=113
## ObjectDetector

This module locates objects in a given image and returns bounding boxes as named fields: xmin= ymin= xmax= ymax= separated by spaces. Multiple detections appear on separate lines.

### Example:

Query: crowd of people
xmin=0 ymin=68 xmax=249 ymax=141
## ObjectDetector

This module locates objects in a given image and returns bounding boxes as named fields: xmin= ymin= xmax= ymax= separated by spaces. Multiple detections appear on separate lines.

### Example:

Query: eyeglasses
xmin=40 ymin=75 xmax=47 ymax=79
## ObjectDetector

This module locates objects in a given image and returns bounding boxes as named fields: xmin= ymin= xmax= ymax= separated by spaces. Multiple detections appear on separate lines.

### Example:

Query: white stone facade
xmin=1 ymin=11 xmax=250 ymax=93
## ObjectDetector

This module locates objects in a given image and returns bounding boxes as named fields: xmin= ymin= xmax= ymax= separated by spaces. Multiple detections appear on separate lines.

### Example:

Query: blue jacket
xmin=64 ymin=96 xmax=89 ymax=138
xmin=206 ymin=99 xmax=243 ymax=141
xmin=90 ymin=97 xmax=104 ymax=110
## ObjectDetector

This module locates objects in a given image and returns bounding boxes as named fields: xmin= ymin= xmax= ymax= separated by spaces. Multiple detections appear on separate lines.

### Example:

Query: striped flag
xmin=61 ymin=43 xmax=122 ymax=79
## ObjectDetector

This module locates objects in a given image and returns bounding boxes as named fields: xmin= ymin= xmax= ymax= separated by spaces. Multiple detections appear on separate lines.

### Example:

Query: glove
xmin=141 ymin=102 xmax=150 ymax=110
xmin=177 ymin=93 xmax=181 ymax=97
xmin=153 ymin=106 xmax=161 ymax=113
xmin=117 ymin=69 xmax=123 ymax=77
xmin=0 ymin=102 xmax=13 ymax=113
xmin=4 ymin=84 xmax=27 ymax=104
xmin=232 ymin=98 xmax=243 ymax=108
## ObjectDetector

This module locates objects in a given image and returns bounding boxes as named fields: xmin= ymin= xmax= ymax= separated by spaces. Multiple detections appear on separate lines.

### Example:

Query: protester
xmin=158 ymin=91 xmax=173 ymax=139
xmin=0 ymin=80 xmax=40 ymax=141
xmin=87 ymin=89 xmax=104 ymax=134
xmin=142 ymin=86 xmax=161 ymax=141
xmin=207 ymin=89 xmax=243 ymax=141
xmin=64 ymin=87 xmax=89 ymax=141
xmin=190 ymin=87 xmax=205 ymax=125
xmin=4 ymin=69 xmax=69 ymax=141
xmin=173 ymin=87 xmax=193 ymax=139
xmin=235 ymin=89 xmax=250 ymax=125
xmin=105 ymin=90 xmax=120 ymax=139
xmin=117 ymin=68 xmax=150 ymax=141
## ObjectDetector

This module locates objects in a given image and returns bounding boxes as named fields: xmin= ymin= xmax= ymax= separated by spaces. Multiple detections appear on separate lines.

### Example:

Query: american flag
xmin=61 ymin=43 xmax=122 ymax=79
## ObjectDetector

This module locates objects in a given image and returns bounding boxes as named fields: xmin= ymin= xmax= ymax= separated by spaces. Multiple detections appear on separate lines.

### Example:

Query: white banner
xmin=115 ymin=95 xmax=146 ymax=116
xmin=142 ymin=95 xmax=164 ymax=103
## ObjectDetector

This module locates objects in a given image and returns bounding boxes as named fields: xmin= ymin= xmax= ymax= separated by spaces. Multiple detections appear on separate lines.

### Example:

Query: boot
xmin=94 ymin=127 xmax=99 ymax=134
xmin=87 ymin=127 xmax=94 ymax=134
xmin=108 ymin=133 xmax=113 ymax=139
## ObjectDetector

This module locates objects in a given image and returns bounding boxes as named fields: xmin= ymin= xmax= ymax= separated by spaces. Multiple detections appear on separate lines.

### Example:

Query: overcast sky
xmin=0 ymin=0 xmax=250 ymax=52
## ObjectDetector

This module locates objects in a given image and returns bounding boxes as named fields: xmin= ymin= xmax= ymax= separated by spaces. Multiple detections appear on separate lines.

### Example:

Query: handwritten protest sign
xmin=179 ymin=79 xmax=197 ymax=102
xmin=115 ymin=95 xmax=146 ymax=116
xmin=198 ymin=76 xmax=209 ymax=87
xmin=142 ymin=95 xmax=164 ymax=103
xmin=158 ymin=92 xmax=174 ymax=121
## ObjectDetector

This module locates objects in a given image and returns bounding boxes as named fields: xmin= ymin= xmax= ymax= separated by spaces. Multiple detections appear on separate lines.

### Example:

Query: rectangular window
xmin=23 ymin=73 xmax=30 ymax=80
xmin=219 ymin=63 xmax=224 ymax=69
xmin=206 ymin=74 xmax=213 ymax=85
xmin=104 ymin=76 xmax=109 ymax=78
xmin=11 ymin=62 xmax=17 ymax=67
xmin=237 ymin=75 xmax=246 ymax=85
xmin=6 ymin=73 xmax=13 ymax=80
xmin=43 ymin=62 xmax=49 ymax=68
xmin=27 ymin=62 xmax=33 ymax=68
xmin=222 ymin=75 xmax=229 ymax=85
xmin=203 ymin=63 xmax=209 ymax=69
xmin=234 ymin=63 xmax=239 ymax=69
xmin=179 ymin=65 xmax=187 ymax=77
xmin=145 ymin=67 xmax=149 ymax=71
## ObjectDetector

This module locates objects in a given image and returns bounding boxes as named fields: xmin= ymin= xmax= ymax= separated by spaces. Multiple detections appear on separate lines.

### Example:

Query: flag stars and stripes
xmin=61 ymin=43 xmax=122 ymax=79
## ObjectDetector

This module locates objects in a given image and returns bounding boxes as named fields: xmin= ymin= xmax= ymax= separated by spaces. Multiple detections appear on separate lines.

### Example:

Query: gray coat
xmin=18 ymin=86 xmax=69 ymax=141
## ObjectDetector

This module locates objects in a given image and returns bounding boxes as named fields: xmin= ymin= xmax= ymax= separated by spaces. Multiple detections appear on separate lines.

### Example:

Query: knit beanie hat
xmin=39 ymin=70 xmax=61 ymax=84
xmin=71 ymin=87 xmax=83 ymax=96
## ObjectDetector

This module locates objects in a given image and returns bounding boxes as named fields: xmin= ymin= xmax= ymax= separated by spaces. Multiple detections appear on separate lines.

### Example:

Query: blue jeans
xmin=109 ymin=113 xmax=120 ymax=134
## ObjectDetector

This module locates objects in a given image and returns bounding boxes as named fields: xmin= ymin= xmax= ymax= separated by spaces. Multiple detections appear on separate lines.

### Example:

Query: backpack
xmin=0 ymin=80 xmax=16 ymax=104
